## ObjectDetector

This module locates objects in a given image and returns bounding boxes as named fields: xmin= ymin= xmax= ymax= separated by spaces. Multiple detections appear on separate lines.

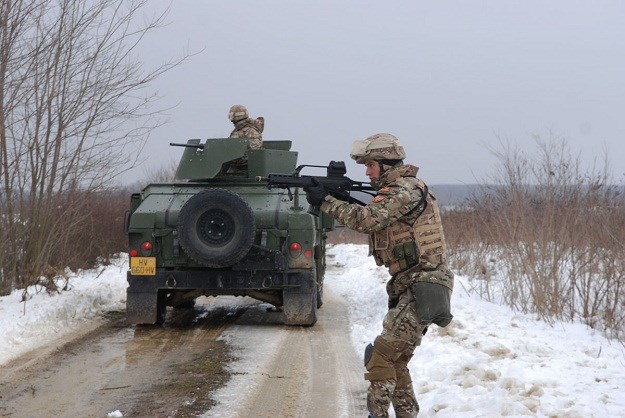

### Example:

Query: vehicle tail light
xmin=140 ymin=241 xmax=153 ymax=255
xmin=289 ymin=242 xmax=302 ymax=257
xmin=129 ymin=249 xmax=139 ymax=257
xmin=304 ymin=249 xmax=313 ymax=258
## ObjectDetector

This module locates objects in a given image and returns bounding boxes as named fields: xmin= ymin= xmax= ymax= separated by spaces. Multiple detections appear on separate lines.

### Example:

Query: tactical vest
xmin=369 ymin=178 xmax=447 ymax=275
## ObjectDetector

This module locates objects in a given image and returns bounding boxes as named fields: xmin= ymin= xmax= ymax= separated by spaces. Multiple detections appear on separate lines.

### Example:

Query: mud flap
xmin=283 ymin=285 xmax=317 ymax=326
xmin=126 ymin=291 xmax=161 ymax=325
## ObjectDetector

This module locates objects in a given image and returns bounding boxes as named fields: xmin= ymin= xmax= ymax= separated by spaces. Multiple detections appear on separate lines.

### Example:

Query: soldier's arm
xmin=248 ymin=136 xmax=263 ymax=149
xmin=320 ymin=184 xmax=422 ymax=233
xmin=243 ymin=127 xmax=263 ymax=149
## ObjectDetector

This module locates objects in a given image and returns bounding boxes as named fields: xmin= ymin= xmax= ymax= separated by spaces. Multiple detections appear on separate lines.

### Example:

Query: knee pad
xmin=364 ymin=343 xmax=374 ymax=367
xmin=364 ymin=337 xmax=398 ymax=381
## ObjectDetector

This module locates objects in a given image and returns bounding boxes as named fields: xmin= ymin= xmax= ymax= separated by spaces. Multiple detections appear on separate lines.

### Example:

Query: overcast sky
xmin=132 ymin=1 xmax=625 ymax=185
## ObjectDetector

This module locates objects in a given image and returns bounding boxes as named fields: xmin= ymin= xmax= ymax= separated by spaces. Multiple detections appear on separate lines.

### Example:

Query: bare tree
xmin=0 ymin=0 xmax=187 ymax=293
xmin=140 ymin=158 xmax=179 ymax=184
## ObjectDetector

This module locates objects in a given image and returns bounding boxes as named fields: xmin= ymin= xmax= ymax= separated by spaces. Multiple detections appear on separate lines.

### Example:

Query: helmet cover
xmin=350 ymin=133 xmax=406 ymax=164
xmin=228 ymin=105 xmax=249 ymax=122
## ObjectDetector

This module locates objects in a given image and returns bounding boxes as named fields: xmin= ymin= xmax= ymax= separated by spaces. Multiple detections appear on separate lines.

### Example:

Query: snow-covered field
xmin=1 ymin=245 xmax=624 ymax=417
xmin=328 ymin=244 xmax=625 ymax=417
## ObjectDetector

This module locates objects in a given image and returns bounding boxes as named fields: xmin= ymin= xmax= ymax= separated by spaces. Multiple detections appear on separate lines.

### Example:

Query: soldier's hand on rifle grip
xmin=304 ymin=179 xmax=328 ymax=207
xmin=307 ymin=205 xmax=321 ymax=217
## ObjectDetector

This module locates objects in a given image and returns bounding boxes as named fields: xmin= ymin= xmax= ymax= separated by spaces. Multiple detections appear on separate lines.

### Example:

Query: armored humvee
xmin=125 ymin=138 xmax=333 ymax=326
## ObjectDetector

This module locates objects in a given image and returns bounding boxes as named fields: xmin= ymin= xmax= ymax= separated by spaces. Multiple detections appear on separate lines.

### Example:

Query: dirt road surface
xmin=207 ymin=286 xmax=369 ymax=418
xmin=0 ymin=287 xmax=368 ymax=417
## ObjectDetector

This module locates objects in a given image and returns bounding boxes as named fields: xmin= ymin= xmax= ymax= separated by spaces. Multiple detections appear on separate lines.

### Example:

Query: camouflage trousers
xmin=365 ymin=267 xmax=453 ymax=418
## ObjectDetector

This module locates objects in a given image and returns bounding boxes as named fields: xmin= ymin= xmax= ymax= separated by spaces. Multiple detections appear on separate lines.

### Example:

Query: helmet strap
xmin=375 ymin=161 xmax=387 ymax=176
xmin=377 ymin=159 xmax=402 ymax=174
xmin=378 ymin=159 xmax=403 ymax=167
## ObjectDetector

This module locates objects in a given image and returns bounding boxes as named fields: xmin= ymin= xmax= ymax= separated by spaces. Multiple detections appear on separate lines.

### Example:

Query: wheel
xmin=177 ymin=189 xmax=256 ymax=267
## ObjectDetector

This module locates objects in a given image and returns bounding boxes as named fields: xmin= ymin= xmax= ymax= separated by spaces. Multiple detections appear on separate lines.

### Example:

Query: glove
xmin=304 ymin=180 xmax=328 ymax=206
xmin=305 ymin=186 xmax=328 ymax=206
xmin=388 ymin=296 xmax=400 ymax=309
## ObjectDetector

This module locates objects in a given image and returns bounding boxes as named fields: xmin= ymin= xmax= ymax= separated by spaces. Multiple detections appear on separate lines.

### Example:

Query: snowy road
xmin=0 ymin=286 xmax=367 ymax=417
xmin=206 ymin=286 xmax=368 ymax=417
xmin=0 ymin=307 xmax=242 ymax=417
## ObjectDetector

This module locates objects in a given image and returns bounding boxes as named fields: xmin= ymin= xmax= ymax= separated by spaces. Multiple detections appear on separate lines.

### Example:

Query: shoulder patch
xmin=372 ymin=194 xmax=387 ymax=203
xmin=379 ymin=187 xmax=392 ymax=193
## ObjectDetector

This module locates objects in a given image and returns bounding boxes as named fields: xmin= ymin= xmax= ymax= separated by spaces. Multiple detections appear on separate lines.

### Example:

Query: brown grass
xmin=443 ymin=137 xmax=625 ymax=338
xmin=0 ymin=189 xmax=130 ymax=295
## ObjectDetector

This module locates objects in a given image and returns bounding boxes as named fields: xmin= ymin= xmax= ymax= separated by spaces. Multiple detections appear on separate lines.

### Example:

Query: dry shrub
xmin=54 ymin=189 xmax=130 ymax=270
xmin=444 ymin=135 xmax=625 ymax=338
xmin=0 ymin=188 xmax=130 ymax=296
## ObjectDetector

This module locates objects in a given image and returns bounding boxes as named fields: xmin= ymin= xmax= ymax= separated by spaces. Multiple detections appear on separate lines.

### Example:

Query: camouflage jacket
xmin=229 ymin=118 xmax=263 ymax=151
xmin=320 ymin=164 xmax=453 ymax=291
xmin=320 ymin=164 xmax=424 ymax=234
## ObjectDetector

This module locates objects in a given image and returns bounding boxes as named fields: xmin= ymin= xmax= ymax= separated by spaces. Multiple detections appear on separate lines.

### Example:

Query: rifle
xmin=256 ymin=161 xmax=376 ymax=215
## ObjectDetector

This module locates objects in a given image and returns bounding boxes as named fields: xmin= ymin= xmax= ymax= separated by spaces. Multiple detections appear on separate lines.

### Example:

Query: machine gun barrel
xmin=169 ymin=142 xmax=205 ymax=150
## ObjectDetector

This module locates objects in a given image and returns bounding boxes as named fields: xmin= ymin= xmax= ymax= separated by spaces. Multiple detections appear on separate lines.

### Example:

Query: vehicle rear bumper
xmin=127 ymin=268 xmax=312 ymax=293
xmin=126 ymin=268 xmax=315 ymax=325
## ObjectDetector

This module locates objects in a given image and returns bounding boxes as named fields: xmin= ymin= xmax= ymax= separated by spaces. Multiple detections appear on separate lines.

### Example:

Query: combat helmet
xmin=350 ymin=133 xmax=406 ymax=164
xmin=228 ymin=105 xmax=249 ymax=123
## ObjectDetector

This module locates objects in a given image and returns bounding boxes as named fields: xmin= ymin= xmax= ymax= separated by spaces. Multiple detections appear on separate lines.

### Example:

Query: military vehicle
xmin=125 ymin=138 xmax=333 ymax=326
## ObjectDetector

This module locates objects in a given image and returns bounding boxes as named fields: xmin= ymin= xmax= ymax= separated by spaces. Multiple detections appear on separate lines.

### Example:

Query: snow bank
xmin=0 ymin=255 xmax=128 ymax=365
xmin=327 ymin=243 xmax=625 ymax=417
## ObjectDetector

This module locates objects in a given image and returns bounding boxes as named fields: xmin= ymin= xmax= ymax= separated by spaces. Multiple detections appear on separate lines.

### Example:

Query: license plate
xmin=130 ymin=257 xmax=156 ymax=276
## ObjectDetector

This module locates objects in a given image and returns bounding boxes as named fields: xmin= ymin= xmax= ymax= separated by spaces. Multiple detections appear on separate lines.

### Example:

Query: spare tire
xmin=177 ymin=189 xmax=255 ymax=267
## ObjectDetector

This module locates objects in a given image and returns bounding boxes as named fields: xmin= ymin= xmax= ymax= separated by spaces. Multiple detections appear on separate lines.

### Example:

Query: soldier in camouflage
xmin=305 ymin=133 xmax=454 ymax=418
xmin=227 ymin=104 xmax=264 ymax=171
